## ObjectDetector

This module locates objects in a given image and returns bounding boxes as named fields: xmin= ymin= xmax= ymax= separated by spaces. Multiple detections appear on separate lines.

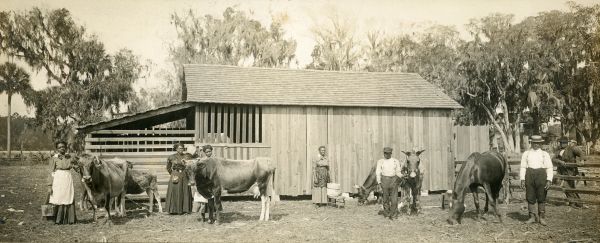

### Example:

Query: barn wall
xmin=263 ymin=105 xmax=454 ymax=196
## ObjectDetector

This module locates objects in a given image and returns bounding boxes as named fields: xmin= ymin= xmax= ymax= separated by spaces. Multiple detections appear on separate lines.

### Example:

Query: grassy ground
xmin=1 ymin=165 xmax=598 ymax=242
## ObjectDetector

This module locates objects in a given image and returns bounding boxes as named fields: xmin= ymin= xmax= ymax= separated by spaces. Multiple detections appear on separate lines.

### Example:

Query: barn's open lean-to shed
xmin=78 ymin=64 xmax=462 ymax=198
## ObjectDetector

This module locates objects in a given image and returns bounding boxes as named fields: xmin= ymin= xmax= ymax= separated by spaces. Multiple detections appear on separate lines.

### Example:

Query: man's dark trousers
xmin=381 ymin=175 xmax=399 ymax=218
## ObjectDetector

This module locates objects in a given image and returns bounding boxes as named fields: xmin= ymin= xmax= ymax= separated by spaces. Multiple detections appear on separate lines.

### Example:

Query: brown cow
xmin=78 ymin=154 xmax=128 ymax=223
xmin=186 ymin=157 xmax=276 ymax=224
xmin=447 ymin=151 xmax=507 ymax=225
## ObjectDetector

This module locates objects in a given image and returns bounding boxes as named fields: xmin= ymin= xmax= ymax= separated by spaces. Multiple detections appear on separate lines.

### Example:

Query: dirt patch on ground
xmin=1 ymin=165 xmax=598 ymax=242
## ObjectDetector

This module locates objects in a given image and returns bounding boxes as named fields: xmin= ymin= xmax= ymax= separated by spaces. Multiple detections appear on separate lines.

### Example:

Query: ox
xmin=447 ymin=151 xmax=507 ymax=225
xmin=398 ymin=149 xmax=424 ymax=215
xmin=78 ymin=154 xmax=128 ymax=223
xmin=186 ymin=157 xmax=276 ymax=224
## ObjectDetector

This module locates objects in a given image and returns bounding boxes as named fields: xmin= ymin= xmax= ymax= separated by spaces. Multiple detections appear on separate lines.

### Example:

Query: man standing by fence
xmin=552 ymin=137 xmax=585 ymax=208
xmin=520 ymin=135 xmax=553 ymax=226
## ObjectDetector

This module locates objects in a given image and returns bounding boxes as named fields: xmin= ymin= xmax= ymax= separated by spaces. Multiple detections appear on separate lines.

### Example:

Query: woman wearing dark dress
xmin=165 ymin=143 xmax=193 ymax=214
xmin=47 ymin=141 xmax=77 ymax=224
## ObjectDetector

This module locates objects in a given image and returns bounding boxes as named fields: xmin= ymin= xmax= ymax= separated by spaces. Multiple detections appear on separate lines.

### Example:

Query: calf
xmin=119 ymin=159 xmax=163 ymax=213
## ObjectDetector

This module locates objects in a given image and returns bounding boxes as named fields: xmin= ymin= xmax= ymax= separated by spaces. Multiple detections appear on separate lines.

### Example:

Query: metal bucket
xmin=41 ymin=204 xmax=54 ymax=217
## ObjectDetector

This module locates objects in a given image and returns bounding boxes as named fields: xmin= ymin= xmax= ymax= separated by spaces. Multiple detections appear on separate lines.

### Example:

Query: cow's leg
xmin=266 ymin=195 xmax=271 ymax=221
xmin=411 ymin=185 xmax=419 ymax=215
xmin=104 ymin=194 xmax=112 ymax=224
xmin=214 ymin=195 xmax=221 ymax=225
xmin=120 ymin=193 xmax=126 ymax=217
xmin=485 ymin=183 xmax=502 ymax=223
xmin=259 ymin=195 xmax=266 ymax=221
xmin=154 ymin=189 xmax=163 ymax=213
xmin=470 ymin=185 xmax=481 ymax=219
xmin=146 ymin=188 xmax=153 ymax=213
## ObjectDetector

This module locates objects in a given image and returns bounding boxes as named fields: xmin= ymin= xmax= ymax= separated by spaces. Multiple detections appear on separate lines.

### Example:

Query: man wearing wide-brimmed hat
xmin=552 ymin=137 xmax=585 ymax=208
xmin=520 ymin=135 xmax=553 ymax=226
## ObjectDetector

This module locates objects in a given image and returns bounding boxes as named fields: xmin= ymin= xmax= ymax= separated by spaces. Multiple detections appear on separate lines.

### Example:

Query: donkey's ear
xmin=416 ymin=150 xmax=425 ymax=156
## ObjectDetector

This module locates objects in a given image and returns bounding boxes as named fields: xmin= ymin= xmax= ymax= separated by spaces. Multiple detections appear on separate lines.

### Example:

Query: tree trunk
xmin=501 ymin=100 xmax=515 ymax=152
xmin=7 ymin=93 xmax=11 ymax=159
xmin=514 ymin=114 xmax=522 ymax=153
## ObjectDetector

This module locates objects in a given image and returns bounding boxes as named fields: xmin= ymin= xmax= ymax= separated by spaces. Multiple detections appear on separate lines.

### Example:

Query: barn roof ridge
xmin=184 ymin=64 xmax=463 ymax=109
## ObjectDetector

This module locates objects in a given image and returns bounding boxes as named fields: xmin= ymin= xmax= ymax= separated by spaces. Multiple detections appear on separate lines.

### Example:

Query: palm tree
xmin=0 ymin=62 xmax=32 ymax=159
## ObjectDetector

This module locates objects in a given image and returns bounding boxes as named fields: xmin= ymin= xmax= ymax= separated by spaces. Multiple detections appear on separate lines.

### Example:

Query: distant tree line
xmin=0 ymin=114 xmax=53 ymax=151
xmin=1 ymin=2 xmax=599 ymax=153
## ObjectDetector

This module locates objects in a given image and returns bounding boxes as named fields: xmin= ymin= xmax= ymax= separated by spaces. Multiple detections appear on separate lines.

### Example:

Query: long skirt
xmin=165 ymin=171 xmax=192 ymax=214
xmin=312 ymin=166 xmax=330 ymax=204
xmin=48 ymin=170 xmax=77 ymax=224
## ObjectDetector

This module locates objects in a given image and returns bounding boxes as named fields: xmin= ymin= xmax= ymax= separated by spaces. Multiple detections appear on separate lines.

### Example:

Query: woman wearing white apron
xmin=47 ymin=141 xmax=77 ymax=224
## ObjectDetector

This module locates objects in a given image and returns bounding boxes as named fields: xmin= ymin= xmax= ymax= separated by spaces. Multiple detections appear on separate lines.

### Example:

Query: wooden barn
xmin=78 ymin=64 xmax=463 ymax=198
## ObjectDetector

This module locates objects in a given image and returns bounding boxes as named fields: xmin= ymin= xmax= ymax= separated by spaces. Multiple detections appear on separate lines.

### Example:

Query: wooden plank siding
xmin=83 ymin=103 xmax=460 ymax=198
xmin=260 ymin=105 xmax=455 ymax=195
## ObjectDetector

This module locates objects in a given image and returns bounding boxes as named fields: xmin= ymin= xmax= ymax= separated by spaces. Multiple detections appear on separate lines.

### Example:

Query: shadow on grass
xmin=217 ymin=211 xmax=288 ymax=224
xmin=507 ymin=211 xmax=529 ymax=222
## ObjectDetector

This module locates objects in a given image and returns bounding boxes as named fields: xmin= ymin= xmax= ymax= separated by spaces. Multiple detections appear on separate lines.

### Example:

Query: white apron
xmin=49 ymin=170 xmax=74 ymax=205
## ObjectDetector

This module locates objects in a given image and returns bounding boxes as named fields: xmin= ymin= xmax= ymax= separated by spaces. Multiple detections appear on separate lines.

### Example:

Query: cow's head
xmin=401 ymin=148 xmax=425 ymax=179
xmin=78 ymin=154 xmax=103 ymax=183
xmin=353 ymin=184 xmax=370 ymax=205
xmin=183 ymin=158 xmax=206 ymax=186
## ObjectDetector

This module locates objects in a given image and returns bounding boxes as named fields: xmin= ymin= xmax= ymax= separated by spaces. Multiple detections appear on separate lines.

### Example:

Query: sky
xmin=1 ymin=0 xmax=598 ymax=117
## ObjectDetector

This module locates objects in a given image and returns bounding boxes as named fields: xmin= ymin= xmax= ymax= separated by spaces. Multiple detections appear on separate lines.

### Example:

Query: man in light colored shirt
xmin=375 ymin=147 xmax=404 ymax=220
xmin=520 ymin=135 xmax=553 ymax=226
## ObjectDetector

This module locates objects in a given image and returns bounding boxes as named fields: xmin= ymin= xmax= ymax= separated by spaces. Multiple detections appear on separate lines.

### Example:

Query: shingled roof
xmin=184 ymin=64 xmax=462 ymax=109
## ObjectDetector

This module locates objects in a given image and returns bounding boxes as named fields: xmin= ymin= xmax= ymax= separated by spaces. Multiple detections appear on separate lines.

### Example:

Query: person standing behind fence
xmin=165 ymin=143 xmax=193 ymax=215
xmin=520 ymin=135 xmax=553 ymax=226
xmin=312 ymin=146 xmax=330 ymax=207
xmin=552 ymin=137 xmax=585 ymax=208
xmin=376 ymin=147 xmax=403 ymax=220
xmin=46 ymin=141 xmax=77 ymax=224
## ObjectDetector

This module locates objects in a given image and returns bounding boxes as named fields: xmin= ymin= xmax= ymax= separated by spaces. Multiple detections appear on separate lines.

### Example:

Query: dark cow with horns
xmin=185 ymin=157 xmax=276 ymax=224
xmin=398 ymin=149 xmax=425 ymax=215
xmin=78 ymin=154 xmax=128 ymax=223
xmin=447 ymin=151 xmax=507 ymax=225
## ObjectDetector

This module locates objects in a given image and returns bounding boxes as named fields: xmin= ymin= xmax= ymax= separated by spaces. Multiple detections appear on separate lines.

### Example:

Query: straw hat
xmin=530 ymin=135 xmax=544 ymax=143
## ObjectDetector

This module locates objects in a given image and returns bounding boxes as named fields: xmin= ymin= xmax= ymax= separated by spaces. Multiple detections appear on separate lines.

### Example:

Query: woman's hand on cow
xmin=520 ymin=180 xmax=526 ymax=189
xmin=545 ymin=180 xmax=552 ymax=190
